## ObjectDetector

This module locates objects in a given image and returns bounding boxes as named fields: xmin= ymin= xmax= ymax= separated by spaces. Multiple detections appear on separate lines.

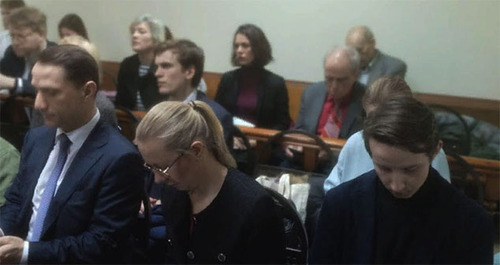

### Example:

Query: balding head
xmin=346 ymin=26 xmax=377 ymax=69
xmin=323 ymin=46 xmax=360 ymax=100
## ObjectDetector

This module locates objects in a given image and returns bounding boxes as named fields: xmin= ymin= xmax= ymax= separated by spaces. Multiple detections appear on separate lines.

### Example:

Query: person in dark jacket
xmin=135 ymin=100 xmax=286 ymax=264
xmin=0 ymin=6 xmax=55 ymax=96
xmin=215 ymin=24 xmax=290 ymax=133
xmin=310 ymin=97 xmax=494 ymax=264
xmin=115 ymin=14 xmax=166 ymax=111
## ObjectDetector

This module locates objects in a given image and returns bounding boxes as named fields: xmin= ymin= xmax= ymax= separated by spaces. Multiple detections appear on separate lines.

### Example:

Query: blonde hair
xmin=59 ymin=35 xmax=102 ymax=84
xmin=136 ymin=101 xmax=236 ymax=168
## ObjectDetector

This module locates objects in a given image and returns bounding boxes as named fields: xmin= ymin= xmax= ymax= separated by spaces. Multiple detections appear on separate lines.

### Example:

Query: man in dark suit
xmin=0 ymin=7 xmax=55 ymax=96
xmin=310 ymin=97 xmax=493 ymax=264
xmin=153 ymin=39 xmax=233 ymax=146
xmin=346 ymin=25 xmax=407 ymax=86
xmin=0 ymin=45 xmax=145 ymax=264
xmin=295 ymin=45 xmax=365 ymax=140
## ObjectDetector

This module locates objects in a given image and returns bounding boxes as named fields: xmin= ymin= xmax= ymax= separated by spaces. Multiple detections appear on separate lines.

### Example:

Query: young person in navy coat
xmin=310 ymin=97 xmax=493 ymax=264
xmin=0 ymin=45 xmax=145 ymax=264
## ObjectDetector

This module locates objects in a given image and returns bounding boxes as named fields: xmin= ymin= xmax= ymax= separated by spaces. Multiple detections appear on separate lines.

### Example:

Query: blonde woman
xmin=135 ymin=101 xmax=285 ymax=264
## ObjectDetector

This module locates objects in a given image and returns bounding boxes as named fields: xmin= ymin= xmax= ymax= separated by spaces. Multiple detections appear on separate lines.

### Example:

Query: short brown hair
xmin=155 ymin=39 xmax=204 ymax=88
xmin=37 ymin=45 xmax=99 ymax=90
xmin=0 ymin=0 xmax=25 ymax=10
xmin=231 ymin=24 xmax=273 ymax=68
xmin=8 ymin=6 xmax=46 ymax=36
xmin=363 ymin=97 xmax=439 ymax=158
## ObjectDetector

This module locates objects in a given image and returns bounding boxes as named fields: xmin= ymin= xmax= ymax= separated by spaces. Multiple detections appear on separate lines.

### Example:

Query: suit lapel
xmin=308 ymin=82 xmax=327 ymax=132
xmin=367 ymin=50 xmax=383 ymax=85
xmin=18 ymin=128 xmax=57 ymax=233
xmin=41 ymin=122 xmax=109 ymax=237
xmin=339 ymin=83 xmax=363 ymax=138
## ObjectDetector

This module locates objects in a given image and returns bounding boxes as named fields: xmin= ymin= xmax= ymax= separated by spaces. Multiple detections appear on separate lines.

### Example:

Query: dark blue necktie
xmin=31 ymin=134 xmax=71 ymax=241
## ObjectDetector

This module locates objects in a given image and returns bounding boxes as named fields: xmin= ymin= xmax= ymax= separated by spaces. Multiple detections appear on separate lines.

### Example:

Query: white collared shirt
xmin=21 ymin=109 xmax=100 ymax=262
xmin=184 ymin=89 xmax=198 ymax=103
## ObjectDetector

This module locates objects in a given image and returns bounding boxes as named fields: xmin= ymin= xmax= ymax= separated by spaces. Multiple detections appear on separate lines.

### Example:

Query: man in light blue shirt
xmin=324 ymin=77 xmax=450 ymax=193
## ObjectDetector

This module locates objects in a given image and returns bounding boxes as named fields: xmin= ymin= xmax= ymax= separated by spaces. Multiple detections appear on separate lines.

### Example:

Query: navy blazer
xmin=0 ymin=120 xmax=146 ymax=263
xmin=0 ymin=41 xmax=57 ymax=96
xmin=294 ymin=81 xmax=365 ymax=139
xmin=309 ymin=168 xmax=494 ymax=264
xmin=215 ymin=68 xmax=290 ymax=130
xmin=196 ymin=91 xmax=233 ymax=147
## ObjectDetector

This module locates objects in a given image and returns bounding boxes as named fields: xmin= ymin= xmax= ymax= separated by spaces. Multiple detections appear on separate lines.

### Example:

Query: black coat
xmin=215 ymin=68 xmax=290 ymax=130
xmin=310 ymin=168 xmax=494 ymax=264
xmin=160 ymin=168 xmax=286 ymax=264
xmin=115 ymin=54 xmax=160 ymax=110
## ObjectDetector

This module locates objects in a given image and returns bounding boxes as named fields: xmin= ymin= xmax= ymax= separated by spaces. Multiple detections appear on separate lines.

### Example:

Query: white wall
xmin=26 ymin=0 xmax=500 ymax=100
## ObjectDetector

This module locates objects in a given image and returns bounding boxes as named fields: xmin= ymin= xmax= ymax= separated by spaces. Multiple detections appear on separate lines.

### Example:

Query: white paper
xmin=233 ymin=117 xmax=255 ymax=128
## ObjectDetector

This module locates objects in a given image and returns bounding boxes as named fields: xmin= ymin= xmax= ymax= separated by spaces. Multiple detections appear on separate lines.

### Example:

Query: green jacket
xmin=0 ymin=137 xmax=19 ymax=206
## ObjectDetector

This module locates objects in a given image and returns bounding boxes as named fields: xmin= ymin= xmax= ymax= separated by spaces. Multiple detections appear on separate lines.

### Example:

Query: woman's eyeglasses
xmin=144 ymin=153 xmax=184 ymax=176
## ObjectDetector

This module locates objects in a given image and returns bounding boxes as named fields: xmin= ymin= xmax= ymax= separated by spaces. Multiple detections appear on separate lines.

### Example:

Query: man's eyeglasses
xmin=10 ymin=31 xmax=34 ymax=41
xmin=144 ymin=153 xmax=184 ymax=176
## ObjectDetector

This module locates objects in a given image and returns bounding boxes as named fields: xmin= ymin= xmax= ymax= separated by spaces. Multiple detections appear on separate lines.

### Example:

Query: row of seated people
xmin=0 ymin=2 xmax=406 ymax=142
xmin=0 ymin=43 xmax=496 ymax=263
xmin=0 ymin=4 xmax=496 ymax=265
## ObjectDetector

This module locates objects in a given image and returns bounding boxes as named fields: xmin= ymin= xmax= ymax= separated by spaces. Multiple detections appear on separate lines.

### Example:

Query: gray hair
xmin=324 ymin=45 xmax=361 ymax=73
xmin=129 ymin=14 xmax=165 ymax=43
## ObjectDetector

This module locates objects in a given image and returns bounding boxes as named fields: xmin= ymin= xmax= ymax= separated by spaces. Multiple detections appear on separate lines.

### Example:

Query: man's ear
xmin=184 ymin=65 xmax=195 ymax=81
xmin=82 ymin=81 xmax=97 ymax=100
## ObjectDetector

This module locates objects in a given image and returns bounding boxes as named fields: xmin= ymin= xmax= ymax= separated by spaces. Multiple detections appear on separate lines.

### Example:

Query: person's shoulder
xmin=120 ymin=54 xmax=139 ymax=66
xmin=0 ymin=45 xmax=21 ymax=65
xmin=92 ymin=122 xmax=139 ymax=154
xmin=225 ymin=168 xmax=270 ymax=203
xmin=377 ymin=50 xmax=406 ymax=67
xmin=303 ymin=81 xmax=326 ymax=97
xmin=343 ymin=130 xmax=365 ymax=149
xmin=441 ymin=178 xmax=490 ymax=219
xmin=221 ymin=68 xmax=239 ymax=79
xmin=261 ymin=68 xmax=285 ymax=83
xmin=0 ymin=137 xmax=19 ymax=157
xmin=326 ymin=170 xmax=376 ymax=201
xmin=199 ymin=93 xmax=231 ymax=116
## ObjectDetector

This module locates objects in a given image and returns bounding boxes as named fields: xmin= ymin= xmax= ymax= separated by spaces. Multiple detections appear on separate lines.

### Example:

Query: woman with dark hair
xmin=135 ymin=101 xmax=286 ymax=264
xmin=215 ymin=24 xmax=290 ymax=133
xmin=115 ymin=14 xmax=165 ymax=111
xmin=58 ymin=13 xmax=89 ymax=40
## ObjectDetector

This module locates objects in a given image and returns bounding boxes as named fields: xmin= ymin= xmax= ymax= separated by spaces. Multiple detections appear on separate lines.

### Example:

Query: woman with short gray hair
xmin=115 ymin=14 xmax=165 ymax=111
